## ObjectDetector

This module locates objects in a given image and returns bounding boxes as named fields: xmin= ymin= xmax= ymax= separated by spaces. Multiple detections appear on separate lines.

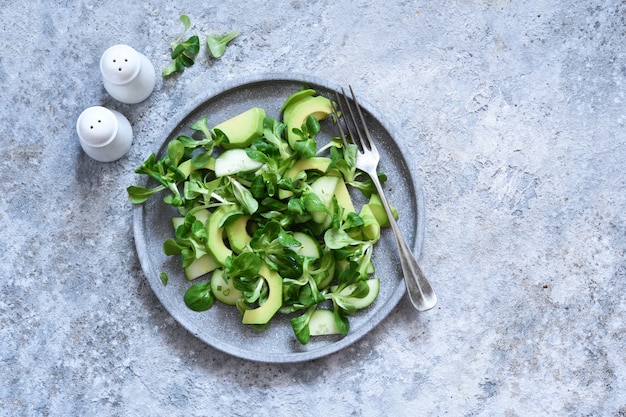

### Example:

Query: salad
xmin=127 ymin=87 xmax=397 ymax=344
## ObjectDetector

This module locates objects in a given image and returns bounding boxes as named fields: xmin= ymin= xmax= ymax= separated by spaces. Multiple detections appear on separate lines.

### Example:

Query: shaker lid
xmin=76 ymin=106 xmax=118 ymax=147
xmin=99 ymin=44 xmax=141 ymax=85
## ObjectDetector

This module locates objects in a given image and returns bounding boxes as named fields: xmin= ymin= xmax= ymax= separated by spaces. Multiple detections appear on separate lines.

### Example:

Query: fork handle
xmin=370 ymin=177 xmax=437 ymax=311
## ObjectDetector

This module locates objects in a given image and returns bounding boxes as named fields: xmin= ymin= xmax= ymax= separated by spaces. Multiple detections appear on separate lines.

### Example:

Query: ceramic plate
xmin=133 ymin=74 xmax=425 ymax=362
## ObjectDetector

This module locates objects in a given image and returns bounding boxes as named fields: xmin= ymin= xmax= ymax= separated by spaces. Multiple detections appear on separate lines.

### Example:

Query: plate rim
xmin=132 ymin=73 xmax=425 ymax=362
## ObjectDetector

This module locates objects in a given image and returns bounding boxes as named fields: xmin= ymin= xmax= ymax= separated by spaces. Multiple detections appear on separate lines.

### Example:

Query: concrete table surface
xmin=1 ymin=1 xmax=624 ymax=416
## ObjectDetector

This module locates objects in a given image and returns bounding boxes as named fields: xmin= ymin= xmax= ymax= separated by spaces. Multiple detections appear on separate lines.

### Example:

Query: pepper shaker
xmin=76 ymin=106 xmax=133 ymax=162
xmin=100 ymin=44 xmax=155 ymax=104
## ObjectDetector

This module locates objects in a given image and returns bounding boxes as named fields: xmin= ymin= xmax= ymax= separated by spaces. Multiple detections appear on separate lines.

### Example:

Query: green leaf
xmin=231 ymin=178 xmax=259 ymax=215
xmin=163 ymin=238 xmax=182 ymax=256
xmin=287 ymin=198 xmax=305 ymax=215
xmin=311 ymin=251 xmax=336 ymax=288
xmin=334 ymin=300 xmax=352 ymax=328
xmin=190 ymin=116 xmax=212 ymax=140
xmin=163 ymin=16 xmax=200 ymax=77
xmin=183 ymin=177 xmax=206 ymax=200
xmin=334 ymin=297 xmax=355 ymax=321
xmin=228 ymin=252 xmax=261 ymax=281
xmin=162 ymin=60 xmax=179 ymax=77
xmin=324 ymin=228 xmax=363 ymax=250
xmin=168 ymin=139 xmax=185 ymax=166
xmin=264 ymin=250 xmax=302 ymax=279
xmin=246 ymin=149 xmax=269 ymax=164
xmin=250 ymin=175 xmax=268 ymax=199
xmin=292 ymin=138 xmax=317 ymax=159
xmin=302 ymin=191 xmax=328 ymax=214
xmin=278 ymin=230 xmax=300 ymax=248
xmin=346 ymin=280 xmax=370 ymax=299
xmin=190 ymin=151 xmax=213 ymax=168
xmin=182 ymin=36 xmax=200 ymax=54
xmin=305 ymin=115 xmax=321 ymax=136
xmin=290 ymin=306 xmax=316 ymax=344
xmin=343 ymin=212 xmax=365 ymax=229
xmin=328 ymin=144 xmax=358 ymax=182
xmin=126 ymin=185 xmax=165 ymax=204
xmin=179 ymin=15 xmax=191 ymax=32
xmin=184 ymin=281 xmax=214 ymax=311
xmin=206 ymin=30 xmax=240 ymax=58
xmin=160 ymin=272 xmax=169 ymax=286
xmin=171 ymin=43 xmax=188 ymax=59
xmin=336 ymin=260 xmax=360 ymax=286
xmin=175 ymin=57 xmax=186 ymax=73
xmin=179 ymin=53 xmax=195 ymax=67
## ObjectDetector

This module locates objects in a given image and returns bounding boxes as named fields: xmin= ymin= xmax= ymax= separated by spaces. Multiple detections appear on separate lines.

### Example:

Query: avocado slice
xmin=225 ymin=214 xmax=252 ymax=253
xmin=367 ymin=193 xmax=398 ymax=227
xmin=241 ymin=263 xmax=283 ymax=325
xmin=283 ymin=95 xmax=332 ymax=148
xmin=177 ymin=157 xmax=215 ymax=178
xmin=359 ymin=203 xmax=381 ymax=242
xmin=205 ymin=205 xmax=238 ymax=265
xmin=333 ymin=176 xmax=356 ymax=217
xmin=278 ymin=157 xmax=333 ymax=200
xmin=283 ymin=156 xmax=332 ymax=179
xmin=212 ymin=107 xmax=266 ymax=149
xmin=280 ymin=88 xmax=316 ymax=113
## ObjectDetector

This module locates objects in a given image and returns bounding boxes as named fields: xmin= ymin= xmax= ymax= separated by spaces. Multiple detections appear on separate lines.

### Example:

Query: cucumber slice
xmin=210 ymin=268 xmax=243 ymax=305
xmin=192 ymin=209 xmax=211 ymax=224
xmin=310 ymin=175 xmax=340 ymax=225
xmin=214 ymin=148 xmax=263 ymax=177
xmin=172 ymin=216 xmax=184 ymax=230
xmin=184 ymin=253 xmax=219 ymax=280
xmin=171 ymin=208 xmax=211 ymax=231
xmin=337 ymin=278 xmax=380 ymax=310
xmin=292 ymin=231 xmax=321 ymax=258
xmin=309 ymin=309 xmax=342 ymax=336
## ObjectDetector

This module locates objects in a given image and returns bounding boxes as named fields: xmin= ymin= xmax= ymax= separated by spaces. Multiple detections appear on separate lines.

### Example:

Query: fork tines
xmin=331 ymin=86 xmax=375 ymax=153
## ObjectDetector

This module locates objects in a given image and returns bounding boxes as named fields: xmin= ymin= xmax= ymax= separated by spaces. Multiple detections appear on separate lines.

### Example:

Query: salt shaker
xmin=100 ymin=44 xmax=155 ymax=104
xmin=76 ymin=106 xmax=133 ymax=162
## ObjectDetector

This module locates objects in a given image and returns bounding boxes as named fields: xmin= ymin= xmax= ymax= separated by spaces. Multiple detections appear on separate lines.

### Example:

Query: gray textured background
xmin=1 ymin=0 xmax=625 ymax=416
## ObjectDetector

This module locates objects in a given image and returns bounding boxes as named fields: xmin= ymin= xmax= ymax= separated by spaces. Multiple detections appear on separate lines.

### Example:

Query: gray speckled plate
xmin=133 ymin=74 xmax=425 ymax=362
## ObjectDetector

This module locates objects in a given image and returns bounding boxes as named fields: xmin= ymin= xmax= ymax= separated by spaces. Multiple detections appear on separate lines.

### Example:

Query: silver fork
xmin=332 ymin=86 xmax=437 ymax=311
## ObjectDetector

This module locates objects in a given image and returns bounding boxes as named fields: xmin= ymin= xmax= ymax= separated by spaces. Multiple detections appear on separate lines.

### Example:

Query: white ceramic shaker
xmin=99 ymin=44 xmax=155 ymax=104
xmin=76 ymin=106 xmax=133 ymax=162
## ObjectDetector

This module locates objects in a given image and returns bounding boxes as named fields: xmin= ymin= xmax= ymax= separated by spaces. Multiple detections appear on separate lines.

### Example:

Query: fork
xmin=331 ymin=86 xmax=437 ymax=311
